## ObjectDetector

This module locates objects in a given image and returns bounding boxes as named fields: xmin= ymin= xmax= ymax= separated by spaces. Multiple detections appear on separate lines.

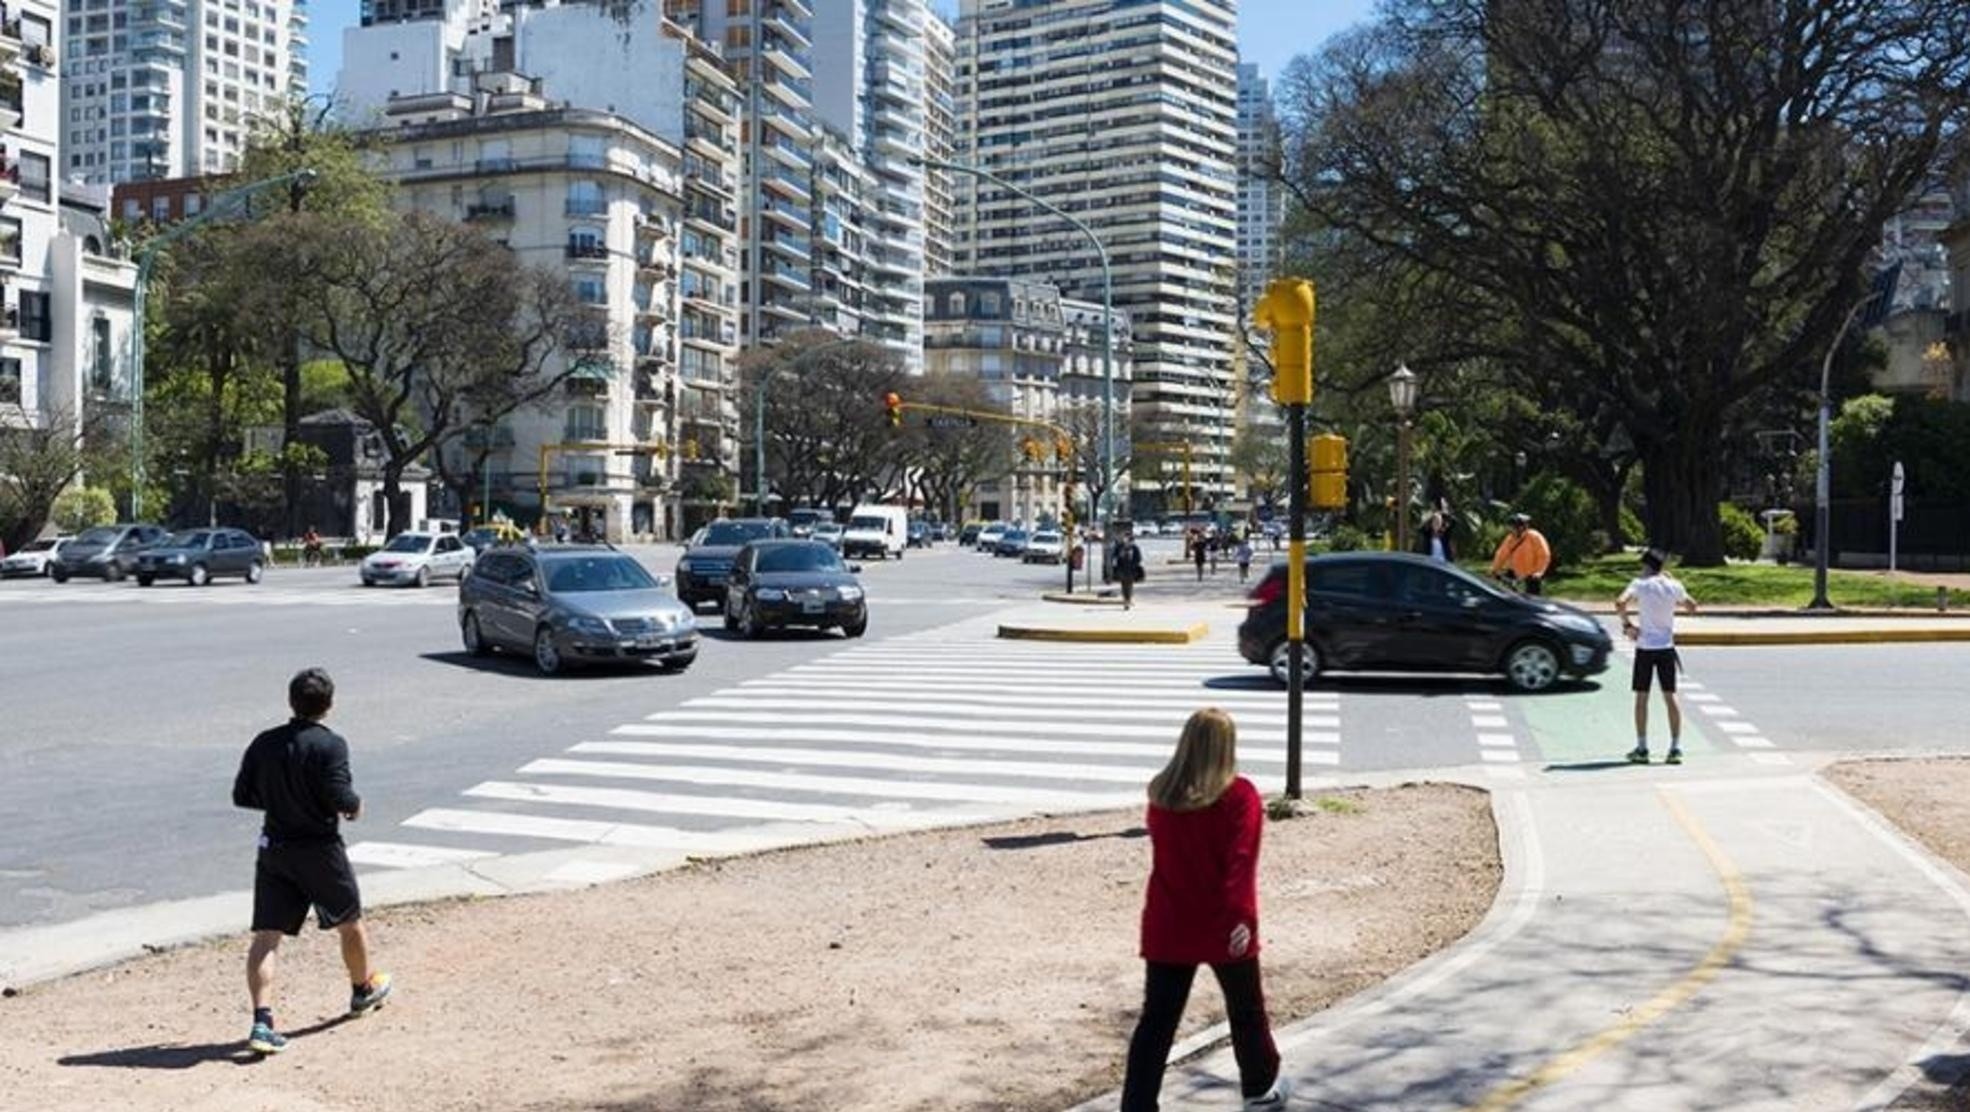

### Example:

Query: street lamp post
xmin=1388 ymin=363 xmax=1418 ymax=553
xmin=1809 ymin=293 xmax=1890 ymax=612
xmin=128 ymin=168 xmax=317 ymax=520
xmin=914 ymin=156 xmax=1115 ymax=534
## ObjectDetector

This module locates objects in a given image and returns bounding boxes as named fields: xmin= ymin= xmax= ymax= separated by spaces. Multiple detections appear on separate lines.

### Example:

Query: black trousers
xmin=1121 ymin=959 xmax=1280 ymax=1111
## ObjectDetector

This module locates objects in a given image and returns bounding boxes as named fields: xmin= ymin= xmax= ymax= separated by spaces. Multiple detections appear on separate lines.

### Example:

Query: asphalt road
xmin=3 ymin=537 xmax=1966 ymax=933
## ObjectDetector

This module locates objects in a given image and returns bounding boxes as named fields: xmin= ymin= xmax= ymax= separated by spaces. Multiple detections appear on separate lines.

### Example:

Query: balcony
xmin=566 ymin=241 xmax=611 ymax=264
xmin=0 ymin=16 xmax=19 ymax=63
xmin=638 ymin=252 xmax=676 ymax=282
xmin=635 ymin=369 xmax=670 ymax=405
xmin=463 ymin=197 xmax=514 ymax=222
xmin=0 ymin=77 xmax=20 ymax=132
xmin=635 ymin=297 xmax=671 ymax=323
xmin=761 ymin=3 xmax=814 ymax=46
xmin=635 ymin=210 xmax=671 ymax=238
xmin=762 ymin=235 xmax=810 ymax=263
xmin=0 ymin=299 xmax=16 ymax=341
xmin=761 ymin=165 xmax=811 ymax=202
xmin=565 ymin=199 xmax=608 ymax=218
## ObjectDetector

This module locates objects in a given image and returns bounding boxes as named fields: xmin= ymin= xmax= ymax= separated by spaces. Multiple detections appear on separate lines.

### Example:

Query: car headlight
xmin=836 ymin=586 xmax=864 ymax=601
xmin=755 ymin=588 xmax=786 ymax=601
xmin=676 ymin=560 xmax=693 ymax=574
xmin=1553 ymin=614 xmax=1602 ymax=636
xmin=566 ymin=615 xmax=613 ymax=637
xmin=674 ymin=612 xmax=697 ymax=631
xmin=168 ymin=554 xmax=186 ymax=563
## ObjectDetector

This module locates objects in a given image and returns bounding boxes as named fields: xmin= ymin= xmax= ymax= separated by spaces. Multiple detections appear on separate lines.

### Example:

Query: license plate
xmin=635 ymin=634 xmax=665 ymax=648
xmin=801 ymin=599 xmax=824 ymax=614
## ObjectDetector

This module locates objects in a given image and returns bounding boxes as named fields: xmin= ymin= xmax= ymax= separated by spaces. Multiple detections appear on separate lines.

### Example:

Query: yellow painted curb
xmin=1038 ymin=592 xmax=1126 ymax=606
xmin=1679 ymin=628 xmax=1970 ymax=646
xmin=997 ymin=622 xmax=1209 ymax=644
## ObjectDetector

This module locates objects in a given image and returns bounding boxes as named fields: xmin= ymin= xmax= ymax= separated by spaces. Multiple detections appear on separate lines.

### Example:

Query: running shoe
xmin=1665 ymin=747 xmax=1683 ymax=766
xmin=1245 ymin=1076 xmax=1293 ymax=1110
xmin=247 ymin=1022 xmax=287 ymax=1055
xmin=349 ymin=971 xmax=393 ymax=1016
xmin=1625 ymin=746 xmax=1650 ymax=765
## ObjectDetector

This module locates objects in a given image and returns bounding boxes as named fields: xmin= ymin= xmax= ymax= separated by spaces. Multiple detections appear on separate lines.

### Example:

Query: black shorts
xmin=252 ymin=841 xmax=362 ymax=935
xmin=1631 ymin=648 xmax=1680 ymax=693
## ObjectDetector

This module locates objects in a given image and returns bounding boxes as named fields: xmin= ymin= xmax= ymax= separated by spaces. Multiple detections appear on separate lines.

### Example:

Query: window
xmin=1308 ymin=561 xmax=1392 ymax=600
xmin=91 ymin=317 xmax=115 ymax=393
xmin=567 ymin=225 xmax=606 ymax=259
xmin=566 ymin=180 xmax=604 ymax=216
xmin=19 ymin=291 xmax=51 ymax=344
xmin=568 ymin=134 xmax=605 ymax=169
xmin=0 ymin=217 xmax=20 ymax=265
xmin=947 ymin=292 xmax=965 ymax=316
xmin=0 ymin=358 xmax=19 ymax=404
xmin=565 ymin=405 xmax=607 ymax=442
xmin=19 ymin=153 xmax=51 ymax=203
xmin=476 ymin=138 xmax=512 ymax=172
xmin=571 ymin=275 xmax=606 ymax=305
xmin=980 ymin=292 xmax=1001 ymax=316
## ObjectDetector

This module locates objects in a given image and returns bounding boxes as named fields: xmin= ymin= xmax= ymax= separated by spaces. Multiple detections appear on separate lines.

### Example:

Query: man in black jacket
xmin=233 ymin=668 xmax=392 ymax=1054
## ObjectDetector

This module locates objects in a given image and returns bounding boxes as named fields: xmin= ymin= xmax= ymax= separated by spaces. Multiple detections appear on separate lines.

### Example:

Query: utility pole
xmin=1256 ymin=278 xmax=1315 ymax=800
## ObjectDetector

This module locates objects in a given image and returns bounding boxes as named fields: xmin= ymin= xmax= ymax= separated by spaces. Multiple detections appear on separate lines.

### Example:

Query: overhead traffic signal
xmin=1255 ymin=278 xmax=1316 ymax=407
xmin=884 ymin=391 xmax=903 ymax=428
xmin=1310 ymin=434 xmax=1348 ymax=510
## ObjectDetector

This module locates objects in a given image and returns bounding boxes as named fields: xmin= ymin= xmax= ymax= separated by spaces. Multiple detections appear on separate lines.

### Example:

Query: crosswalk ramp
xmin=347 ymin=627 xmax=1342 ymax=871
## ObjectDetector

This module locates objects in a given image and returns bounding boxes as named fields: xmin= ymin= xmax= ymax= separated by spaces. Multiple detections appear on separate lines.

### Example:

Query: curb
xmin=1039 ymin=591 xmax=1125 ymax=606
xmin=1677 ymin=628 xmax=1970 ymax=646
xmin=997 ymin=622 xmax=1209 ymax=644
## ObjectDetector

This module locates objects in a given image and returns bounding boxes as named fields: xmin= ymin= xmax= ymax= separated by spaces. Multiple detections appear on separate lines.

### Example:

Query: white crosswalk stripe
xmin=0 ymin=585 xmax=454 ymax=608
xmin=350 ymin=623 xmax=1342 ymax=870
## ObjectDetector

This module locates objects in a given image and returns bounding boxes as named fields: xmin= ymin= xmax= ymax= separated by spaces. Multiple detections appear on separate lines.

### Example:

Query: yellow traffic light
xmin=884 ymin=392 xmax=903 ymax=428
xmin=1311 ymin=433 xmax=1348 ymax=510
xmin=1054 ymin=436 xmax=1072 ymax=461
xmin=1255 ymin=278 xmax=1316 ymax=406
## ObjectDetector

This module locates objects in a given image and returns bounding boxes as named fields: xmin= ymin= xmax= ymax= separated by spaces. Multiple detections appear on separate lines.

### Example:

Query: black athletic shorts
xmin=252 ymin=840 xmax=362 ymax=935
xmin=1631 ymin=647 xmax=1680 ymax=694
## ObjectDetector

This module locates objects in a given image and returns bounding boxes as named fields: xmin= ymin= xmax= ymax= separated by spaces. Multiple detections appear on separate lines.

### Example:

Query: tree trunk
xmin=281 ymin=349 xmax=302 ymax=540
xmin=382 ymin=464 xmax=410 ymax=538
xmin=1640 ymin=426 xmax=1725 ymax=565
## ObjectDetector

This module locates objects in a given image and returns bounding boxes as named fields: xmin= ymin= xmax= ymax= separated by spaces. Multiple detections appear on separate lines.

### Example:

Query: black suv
xmin=675 ymin=518 xmax=789 ymax=608
xmin=1237 ymin=553 xmax=1611 ymax=692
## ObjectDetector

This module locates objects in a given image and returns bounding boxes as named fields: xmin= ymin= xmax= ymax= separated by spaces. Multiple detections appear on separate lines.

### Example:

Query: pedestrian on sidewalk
xmin=1113 ymin=529 xmax=1146 ymax=610
xmin=1420 ymin=504 xmax=1456 ymax=563
xmin=1618 ymin=548 xmax=1699 ymax=765
xmin=1122 ymin=708 xmax=1288 ymax=1112
xmin=1192 ymin=531 xmax=1208 ymax=582
xmin=232 ymin=668 xmax=393 ymax=1055
xmin=1236 ymin=537 xmax=1254 ymax=582
xmin=1489 ymin=512 xmax=1552 ymax=595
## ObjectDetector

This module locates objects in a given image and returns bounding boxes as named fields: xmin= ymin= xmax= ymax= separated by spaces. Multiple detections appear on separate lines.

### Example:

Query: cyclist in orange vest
xmin=1489 ymin=512 xmax=1553 ymax=595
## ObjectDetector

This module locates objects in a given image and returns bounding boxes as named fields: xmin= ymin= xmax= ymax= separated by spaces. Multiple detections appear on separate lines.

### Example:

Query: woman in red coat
xmin=1121 ymin=707 xmax=1288 ymax=1111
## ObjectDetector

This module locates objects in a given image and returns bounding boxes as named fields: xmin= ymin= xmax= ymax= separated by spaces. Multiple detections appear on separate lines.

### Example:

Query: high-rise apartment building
xmin=1235 ymin=64 xmax=1285 ymax=315
xmin=922 ymin=13 xmax=956 ymax=278
xmin=60 ymin=0 xmax=310 ymax=184
xmin=954 ymin=0 xmax=1240 ymax=515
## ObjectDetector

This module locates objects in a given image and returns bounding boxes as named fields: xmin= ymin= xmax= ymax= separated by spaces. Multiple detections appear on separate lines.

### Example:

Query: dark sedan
xmin=723 ymin=540 xmax=868 ymax=639
xmin=1237 ymin=553 xmax=1612 ymax=692
xmin=136 ymin=528 xmax=267 ymax=586
xmin=50 ymin=523 xmax=168 ymax=582
xmin=675 ymin=518 xmax=788 ymax=608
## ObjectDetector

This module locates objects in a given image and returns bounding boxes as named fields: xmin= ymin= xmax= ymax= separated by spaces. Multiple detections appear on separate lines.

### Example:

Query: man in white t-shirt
xmin=1617 ymin=548 xmax=1698 ymax=765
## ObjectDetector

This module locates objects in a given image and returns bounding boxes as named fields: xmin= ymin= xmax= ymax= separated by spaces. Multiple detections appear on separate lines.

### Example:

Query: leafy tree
xmin=1276 ymin=0 xmax=1970 ymax=563
xmin=738 ymin=331 xmax=906 ymax=512
xmin=0 ymin=407 xmax=97 ymax=551
xmin=892 ymin=372 xmax=1016 ymax=523
xmin=1229 ymin=424 xmax=1288 ymax=510
xmin=294 ymin=211 xmax=583 ymax=537
xmin=51 ymin=487 xmax=117 ymax=533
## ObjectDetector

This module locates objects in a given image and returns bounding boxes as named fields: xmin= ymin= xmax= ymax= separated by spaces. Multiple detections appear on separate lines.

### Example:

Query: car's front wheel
xmin=462 ymin=612 xmax=491 ymax=657
xmin=841 ymin=614 xmax=868 ymax=638
xmin=245 ymin=561 xmax=265 ymax=584
xmin=188 ymin=563 xmax=210 ymax=587
xmin=104 ymin=562 xmax=125 ymax=583
xmin=739 ymin=601 xmax=764 ymax=640
xmin=415 ymin=566 xmax=430 ymax=589
xmin=50 ymin=566 xmax=69 ymax=583
xmin=1268 ymin=638 xmax=1321 ymax=687
xmin=136 ymin=574 xmax=155 ymax=587
xmin=1503 ymin=640 xmax=1563 ymax=693
xmin=533 ymin=627 xmax=563 ymax=675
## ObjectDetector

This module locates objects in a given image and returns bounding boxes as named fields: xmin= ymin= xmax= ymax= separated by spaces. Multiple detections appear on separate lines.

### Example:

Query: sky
xmin=303 ymin=0 xmax=1377 ymax=100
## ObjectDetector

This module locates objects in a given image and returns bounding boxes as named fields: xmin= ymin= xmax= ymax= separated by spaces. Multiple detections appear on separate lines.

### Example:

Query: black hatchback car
xmin=723 ymin=539 xmax=868 ymax=639
xmin=135 ymin=528 xmax=266 ymax=586
xmin=1237 ymin=553 xmax=1611 ymax=692
xmin=675 ymin=518 xmax=789 ymax=608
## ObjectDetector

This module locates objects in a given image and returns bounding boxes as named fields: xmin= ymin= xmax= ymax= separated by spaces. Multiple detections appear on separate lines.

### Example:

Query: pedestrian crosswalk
xmin=346 ymin=624 xmax=1345 ymax=872
xmin=0 ymin=582 xmax=457 ymax=607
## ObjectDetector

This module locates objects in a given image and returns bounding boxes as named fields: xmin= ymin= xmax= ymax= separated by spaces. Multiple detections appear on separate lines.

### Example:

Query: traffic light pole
xmin=1285 ymin=403 xmax=1307 ymax=799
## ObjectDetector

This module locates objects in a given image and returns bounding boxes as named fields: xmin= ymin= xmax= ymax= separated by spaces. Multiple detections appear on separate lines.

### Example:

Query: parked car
xmin=461 ymin=521 xmax=526 ymax=553
xmin=976 ymin=522 xmax=1009 ymax=551
xmin=1237 ymin=553 xmax=1612 ymax=693
xmin=994 ymin=528 xmax=1031 ymax=558
xmin=1022 ymin=531 xmax=1065 ymax=564
xmin=812 ymin=521 xmax=845 ymax=550
xmin=907 ymin=520 xmax=932 ymax=548
xmin=460 ymin=546 xmax=697 ymax=675
xmin=360 ymin=531 xmax=474 ymax=587
xmin=135 ymin=528 xmax=267 ymax=586
xmin=959 ymin=521 xmax=985 ymax=547
xmin=50 ymin=524 xmax=168 ymax=582
xmin=675 ymin=517 xmax=790 ymax=608
xmin=723 ymin=539 xmax=868 ymax=639
xmin=0 ymin=536 xmax=71 ymax=578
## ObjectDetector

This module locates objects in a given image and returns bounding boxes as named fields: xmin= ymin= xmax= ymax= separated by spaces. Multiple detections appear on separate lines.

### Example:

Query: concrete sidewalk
xmin=1098 ymin=759 xmax=1970 ymax=1110
xmin=996 ymin=601 xmax=1224 ymax=644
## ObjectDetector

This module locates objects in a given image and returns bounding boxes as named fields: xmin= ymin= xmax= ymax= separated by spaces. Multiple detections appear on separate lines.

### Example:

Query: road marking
xmin=750 ymin=673 xmax=1274 ymax=693
xmin=1476 ymin=734 xmax=1518 ymax=749
xmin=344 ymin=841 xmax=500 ymax=870
xmin=1479 ymin=750 xmax=1521 ymax=764
xmin=702 ymin=692 xmax=1337 ymax=715
xmin=647 ymin=708 xmax=1336 ymax=737
xmin=1698 ymin=705 xmax=1740 ymax=718
xmin=1682 ymin=692 xmax=1722 ymax=703
xmin=520 ymin=757 xmax=1148 ymax=807
xmin=462 ymin=781 xmax=950 ymax=828
xmin=1466 ymin=701 xmax=1504 ymax=712
xmin=1714 ymin=721 xmax=1760 ymax=735
xmin=400 ymin=808 xmax=793 ymax=853
xmin=1471 ymin=715 xmax=1510 ymax=729
xmin=732 ymin=680 xmax=1317 ymax=709
xmin=1732 ymin=736 xmax=1776 ymax=749
xmin=1465 ymin=787 xmax=1751 ymax=1111
xmin=784 ymin=665 xmax=1246 ymax=684
xmin=576 ymin=739 xmax=1210 ymax=784
xmin=609 ymin=721 xmax=1322 ymax=751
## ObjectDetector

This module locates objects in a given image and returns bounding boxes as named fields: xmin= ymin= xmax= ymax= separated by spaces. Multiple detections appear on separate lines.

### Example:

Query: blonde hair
xmin=1148 ymin=708 xmax=1239 ymax=812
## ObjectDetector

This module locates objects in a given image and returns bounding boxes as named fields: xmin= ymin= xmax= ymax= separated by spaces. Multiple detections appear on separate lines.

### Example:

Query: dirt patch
xmin=1823 ymin=758 xmax=1970 ymax=1110
xmin=0 ymin=783 xmax=1499 ymax=1112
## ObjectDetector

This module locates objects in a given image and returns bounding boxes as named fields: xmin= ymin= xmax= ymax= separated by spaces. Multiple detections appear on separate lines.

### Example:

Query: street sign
xmin=927 ymin=414 xmax=976 ymax=430
xmin=1892 ymin=461 xmax=1905 ymax=496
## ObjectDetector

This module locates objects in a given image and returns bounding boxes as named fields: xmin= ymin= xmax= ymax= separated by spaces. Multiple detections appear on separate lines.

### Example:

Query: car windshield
xmin=756 ymin=546 xmax=845 ymax=574
xmin=1004 ymin=530 xmax=1028 ymax=541
xmin=165 ymin=531 xmax=213 ymax=548
xmin=545 ymin=555 xmax=659 ymax=593
xmin=1032 ymin=533 xmax=1060 ymax=544
xmin=384 ymin=534 xmax=432 ymax=553
xmin=851 ymin=516 xmax=889 ymax=531
xmin=788 ymin=510 xmax=828 ymax=526
xmin=25 ymin=539 xmax=58 ymax=552
xmin=815 ymin=523 xmax=842 ymax=534
xmin=76 ymin=526 xmax=120 ymax=545
xmin=702 ymin=521 xmax=773 ymax=546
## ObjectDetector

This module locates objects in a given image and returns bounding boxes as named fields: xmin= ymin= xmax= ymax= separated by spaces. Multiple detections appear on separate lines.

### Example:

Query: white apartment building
xmin=3 ymin=2 xmax=142 ymax=511
xmin=61 ymin=0 xmax=310 ymax=185
xmin=369 ymin=93 xmax=702 ymax=541
xmin=955 ymin=0 xmax=1240 ymax=517
xmin=1236 ymin=63 xmax=1285 ymax=315
xmin=922 ymin=13 xmax=955 ymax=278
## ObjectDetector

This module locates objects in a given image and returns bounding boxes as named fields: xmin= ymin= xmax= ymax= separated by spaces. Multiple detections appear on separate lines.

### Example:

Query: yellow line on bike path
xmin=1465 ymin=787 xmax=1754 ymax=1111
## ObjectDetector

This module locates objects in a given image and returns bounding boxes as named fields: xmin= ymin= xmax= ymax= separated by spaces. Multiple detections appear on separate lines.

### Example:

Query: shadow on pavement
xmin=982 ymin=827 xmax=1146 ymax=851
xmin=1202 ymin=673 xmax=1602 ymax=699
xmin=1542 ymin=760 xmax=1643 ymax=773
xmin=417 ymin=652 xmax=687 ymax=680
xmin=56 ymin=1015 xmax=354 ymax=1070
xmin=695 ymin=628 xmax=845 ymax=644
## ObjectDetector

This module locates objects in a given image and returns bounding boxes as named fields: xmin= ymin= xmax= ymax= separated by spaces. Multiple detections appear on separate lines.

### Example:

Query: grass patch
xmin=1527 ymin=554 xmax=1970 ymax=609
xmin=1314 ymin=795 xmax=1365 ymax=815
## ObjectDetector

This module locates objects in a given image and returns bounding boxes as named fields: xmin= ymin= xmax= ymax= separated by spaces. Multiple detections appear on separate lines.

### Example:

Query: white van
xmin=842 ymin=504 xmax=908 ymax=561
